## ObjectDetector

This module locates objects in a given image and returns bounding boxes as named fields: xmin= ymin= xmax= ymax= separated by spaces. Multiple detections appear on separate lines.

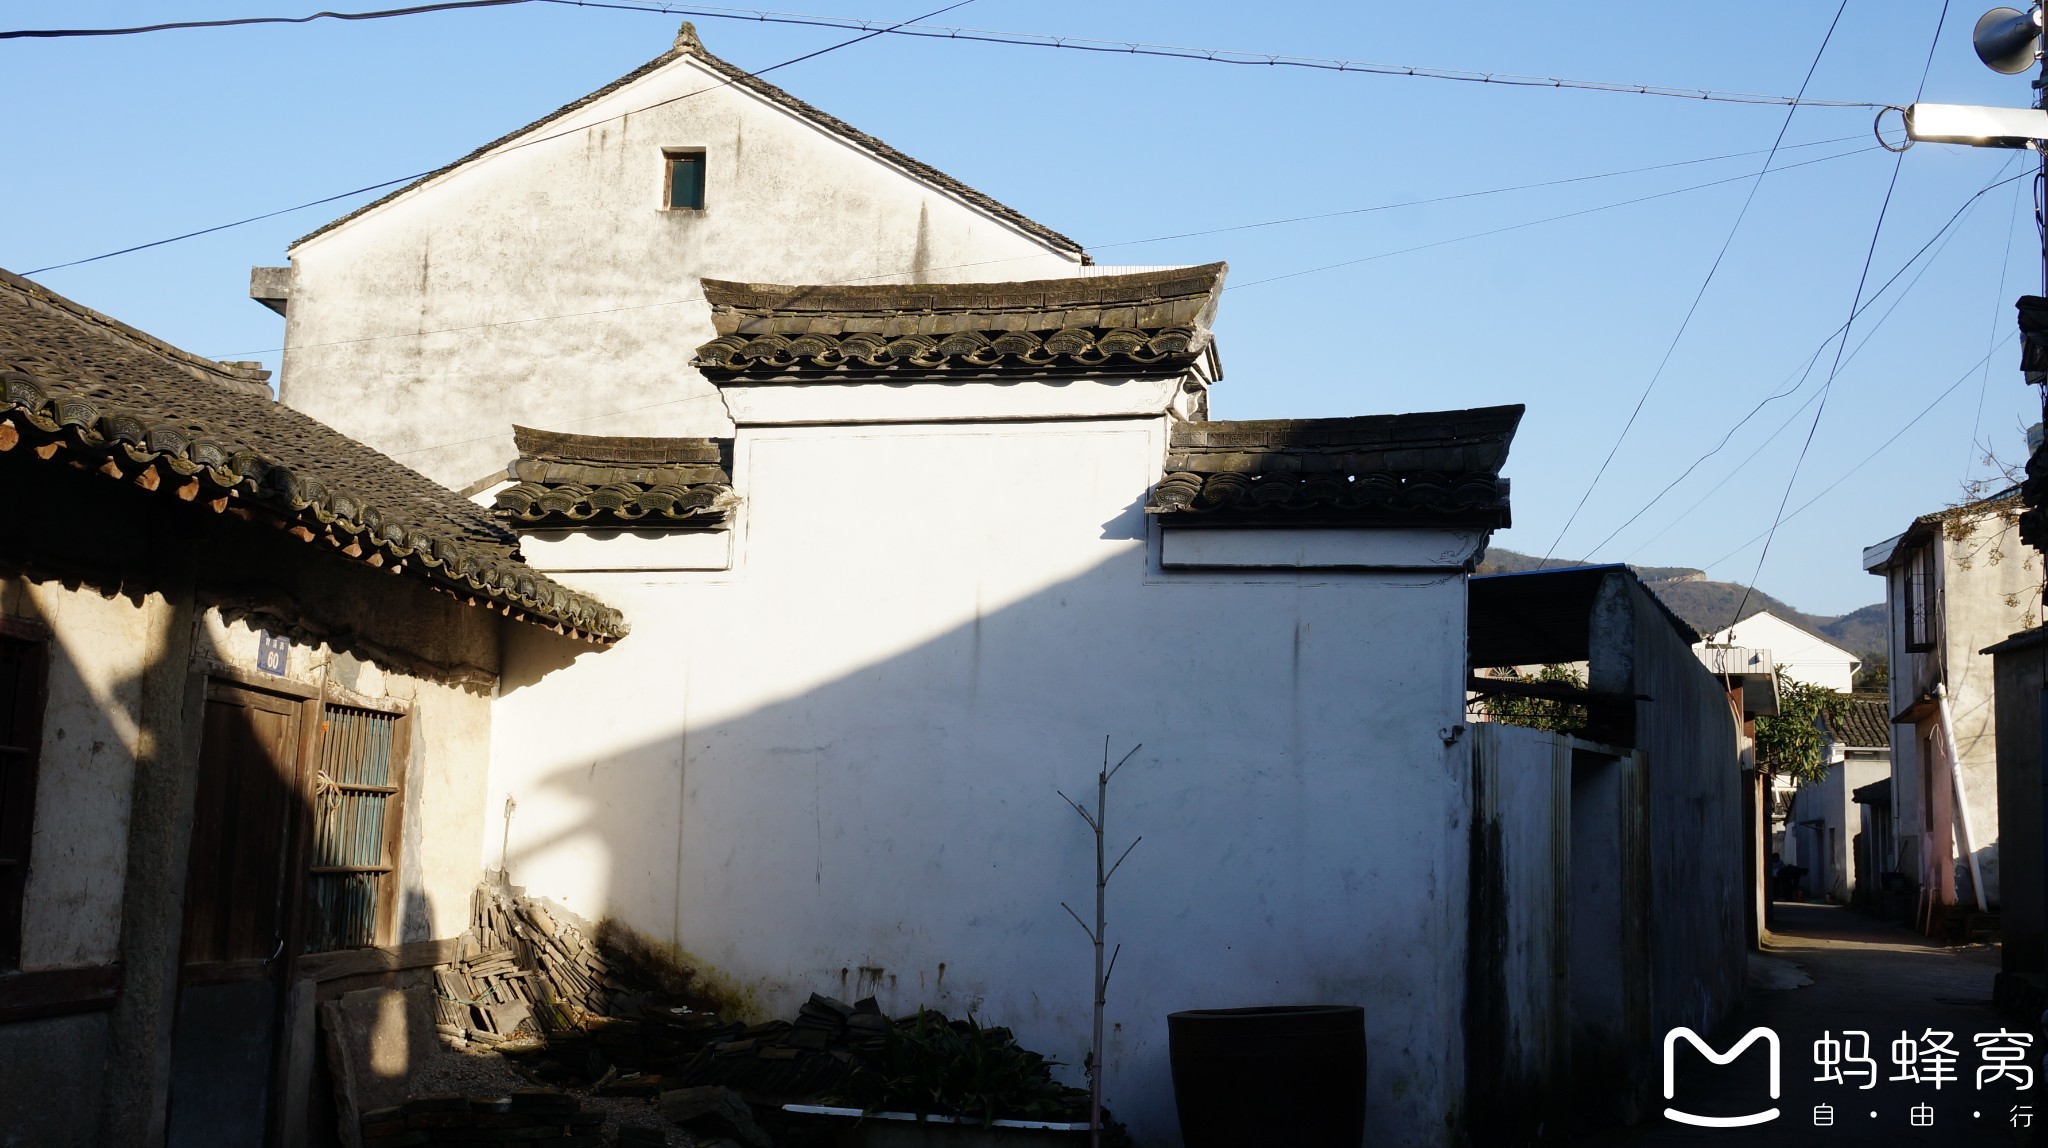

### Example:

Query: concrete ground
xmin=1590 ymin=902 xmax=2038 ymax=1147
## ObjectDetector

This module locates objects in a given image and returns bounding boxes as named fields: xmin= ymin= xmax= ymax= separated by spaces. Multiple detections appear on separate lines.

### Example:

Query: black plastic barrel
xmin=1167 ymin=1004 xmax=1366 ymax=1148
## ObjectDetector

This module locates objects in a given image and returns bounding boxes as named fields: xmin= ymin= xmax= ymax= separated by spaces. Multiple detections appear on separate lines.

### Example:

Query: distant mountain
xmin=1475 ymin=548 xmax=1885 ymax=662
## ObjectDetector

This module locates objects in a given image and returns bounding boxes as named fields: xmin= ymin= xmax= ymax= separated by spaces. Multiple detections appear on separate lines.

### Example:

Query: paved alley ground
xmin=1591 ymin=902 xmax=2037 ymax=1147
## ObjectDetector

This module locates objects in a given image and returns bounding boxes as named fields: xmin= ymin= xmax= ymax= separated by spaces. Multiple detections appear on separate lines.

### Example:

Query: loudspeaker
xmin=1975 ymin=6 xmax=2040 ymax=75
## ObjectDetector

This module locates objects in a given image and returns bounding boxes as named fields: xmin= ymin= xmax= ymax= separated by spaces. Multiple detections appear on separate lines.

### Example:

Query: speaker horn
xmin=1975 ymin=6 xmax=2040 ymax=74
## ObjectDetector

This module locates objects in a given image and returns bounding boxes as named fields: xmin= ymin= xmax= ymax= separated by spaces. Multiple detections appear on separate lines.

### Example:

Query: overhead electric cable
xmin=1541 ymin=0 xmax=1849 ymax=566
xmin=20 ymin=0 xmax=974 ymax=276
xmin=1225 ymin=144 xmax=1876 ymax=292
xmin=1622 ymin=192 xmax=1991 ymax=563
xmin=0 ymin=0 xmax=529 ymax=38
xmin=23 ymin=173 xmax=436 ymax=275
xmin=1700 ymin=333 xmax=2015 ymax=576
xmin=538 ymin=1 xmax=1886 ymax=108
xmin=6 ymin=0 xmax=1886 ymax=109
xmin=1726 ymin=0 xmax=1950 ymax=631
xmin=217 ymin=141 xmax=1876 ymax=364
xmin=1585 ymin=161 xmax=2030 ymax=561
xmin=1966 ymin=177 xmax=2029 ymax=480
xmin=1093 ymin=134 xmax=1864 ymax=251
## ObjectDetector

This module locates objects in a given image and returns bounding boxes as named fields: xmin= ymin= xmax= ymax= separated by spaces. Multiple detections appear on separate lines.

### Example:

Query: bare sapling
xmin=1059 ymin=738 xmax=1142 ymax=1148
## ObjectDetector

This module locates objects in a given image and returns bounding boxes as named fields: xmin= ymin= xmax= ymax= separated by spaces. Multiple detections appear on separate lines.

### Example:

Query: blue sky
xmin=5 ymin=1 xmax=2042 ymax=615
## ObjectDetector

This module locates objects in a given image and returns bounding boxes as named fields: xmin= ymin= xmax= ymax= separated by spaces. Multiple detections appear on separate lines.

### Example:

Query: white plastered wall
xmin=487 ymin=415 xmax=1477 ymax=1147
xmin=279 ymin=48 xmax=1085 ymax=489
xmin=6 ymin=580 xmax=156 ymax=970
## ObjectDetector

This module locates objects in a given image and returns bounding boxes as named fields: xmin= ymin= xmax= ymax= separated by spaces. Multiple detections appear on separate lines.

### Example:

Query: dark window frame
xmin=1903 ymin=543 xmax=1937 ymax=653
xmin=663 ymin=149 xmax=707 ymax=211
xmin=0 ymin=618 xmax=49 ymax=972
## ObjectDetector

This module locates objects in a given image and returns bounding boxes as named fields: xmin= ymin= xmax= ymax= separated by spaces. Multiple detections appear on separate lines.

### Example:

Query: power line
xmin=24 ymin=173 xmax=436 ymax=276
xmin=218 ymin=140 xmax=1877 ymax=362
xmin=1621 ymin=188 xmax=1992 ymax=564
xmin=1095 ymin=134 xmax=1863 ymax=252
xmin=22 ymin=0 xmax=976 ymax=275
xmin=0 ymin=0 xmax=530 ymax=39
xmin=1225 ymin=144 xmax=1876 ymax=292
xmin=542 ymin=1 xmax=1887 ymax=108
xmin=1726 ymin=0 xmax=1949 ymax=632
xmin=1699 ymin=332 xmax=2016 ymax=576
xmin=354 ymin=145 xmax=1878 ymax=464
xmin=13 ymin=0 xmax=1872 ymax=285
xmin=1966 ymin=176 xmax=2028 ymax=481
xmin=1541 ymin=0 xmax=1848 ymax=566
xmin=9 ymin=0 xmax=1889 ymax=109
xmin=1584 ymin=162 xmax=2030 ymax=562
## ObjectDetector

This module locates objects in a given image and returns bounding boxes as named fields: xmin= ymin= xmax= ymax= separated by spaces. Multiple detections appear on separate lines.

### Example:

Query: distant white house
xmin=1696 ymin=610 xmax=1861 ymax=693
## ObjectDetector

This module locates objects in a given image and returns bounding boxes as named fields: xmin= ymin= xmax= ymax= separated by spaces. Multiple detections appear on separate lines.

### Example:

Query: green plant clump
xmin=1478 ymin=663 xmax=1590 ymax=734
xmin=1756 ymin=669 xmax=1849 ymax=786
xmin=834 ymin=1008 xmax=1094 ymax=1127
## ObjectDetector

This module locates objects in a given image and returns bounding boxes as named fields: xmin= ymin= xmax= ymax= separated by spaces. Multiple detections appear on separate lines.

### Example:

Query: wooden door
xmin=167 ymin=682 xmax=308 ymax=1148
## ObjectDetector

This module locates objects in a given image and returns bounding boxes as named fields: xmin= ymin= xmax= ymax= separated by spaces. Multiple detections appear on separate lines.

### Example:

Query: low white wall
xmin=490 ymin=417 xmax=1475 ymax=1146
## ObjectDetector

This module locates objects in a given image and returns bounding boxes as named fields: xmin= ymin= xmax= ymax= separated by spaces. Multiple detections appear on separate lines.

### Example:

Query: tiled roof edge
xmin=290 ymin=35 xmax=1084 ymax=257
xmin=4 ymin=269 xmax=274 ymax=397
xmin=0 ymin=371 xmax=628 ymax=643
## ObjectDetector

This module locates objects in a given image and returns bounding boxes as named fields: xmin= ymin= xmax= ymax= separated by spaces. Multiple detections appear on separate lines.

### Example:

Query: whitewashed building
xmin=1864 ymin=490 xmax=2032 ymax=918
xmin=254 ymin=23 xmax=1749 ymax=1146
xmin=1696 ymin=609 xmax=1861 ymax=693
xmin=259 ymin=23 xmax=1089 ymax=493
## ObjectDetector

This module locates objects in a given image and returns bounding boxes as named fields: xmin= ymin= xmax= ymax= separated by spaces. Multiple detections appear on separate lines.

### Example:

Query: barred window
xmin=1904 ymin=545 xmax=1936 ymax=653
xmin=305 ymin=705 xmax=407 ymax=953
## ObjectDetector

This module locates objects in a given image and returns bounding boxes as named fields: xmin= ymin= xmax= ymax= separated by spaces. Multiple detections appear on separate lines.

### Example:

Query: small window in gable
xmin=665 ymin=150 xmax=706 ymax=211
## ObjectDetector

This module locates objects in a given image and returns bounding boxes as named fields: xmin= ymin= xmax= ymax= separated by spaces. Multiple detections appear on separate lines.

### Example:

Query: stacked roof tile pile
xmin=1147 ymin=405 xmax=1525 ymax=529
xmin=494 ymin=426 xmax=734 ymax=528
xmin=693 ymin=264 xmax=1227 ymax=380
xmin=666 ymin=993 xmax=889 ymax=1099
xmin=0 ymin=268 xmax=625 ymax=642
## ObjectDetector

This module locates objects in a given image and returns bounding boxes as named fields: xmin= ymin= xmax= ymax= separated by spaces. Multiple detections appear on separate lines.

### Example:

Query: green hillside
xmin=1475 ymin=548 xmax=1884 ymax=661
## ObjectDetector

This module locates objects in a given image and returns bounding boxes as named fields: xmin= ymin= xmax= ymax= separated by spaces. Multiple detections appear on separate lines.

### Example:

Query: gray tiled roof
xmin=693 ymin=263 xmax=1224 ymax=380
xmin=0 ymin=269 xmax=625 ymax=642
xmin=1827 ymin=694 xmax=1892 ymax=750
xmin=1146 ymin=405 xmax=1524 ymax=528
xmin=292 ymin=25 xmax=1082 ymax=257
xmin=495 ymin=426 xmax=735 ymax=527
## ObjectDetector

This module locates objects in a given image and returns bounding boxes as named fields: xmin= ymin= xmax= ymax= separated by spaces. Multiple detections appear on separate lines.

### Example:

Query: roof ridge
xmin=291 ymin=29 xmax=1083 ymax=256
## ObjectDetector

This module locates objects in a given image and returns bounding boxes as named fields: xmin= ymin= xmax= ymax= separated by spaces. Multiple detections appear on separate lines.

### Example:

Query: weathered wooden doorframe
xmin=166 ymin=670 xmax=322 ymax=1148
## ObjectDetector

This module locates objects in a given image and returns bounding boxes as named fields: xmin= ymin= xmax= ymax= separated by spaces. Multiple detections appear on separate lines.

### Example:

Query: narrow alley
xmin=1602 ymin=903 xmax=2035 ymax=1146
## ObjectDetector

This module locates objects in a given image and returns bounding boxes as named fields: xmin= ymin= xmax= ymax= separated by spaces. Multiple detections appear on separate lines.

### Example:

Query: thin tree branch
xmin=1056 ymin=789 xmax=1100 ymax=832
xmin=1107 ymin=743 xmax=1142 ymax=782
xmin=1104 ymin=836 xmax=1143 ymax=883
xmin=1061 ymin=901 xmax=1098 ymax=942
xmin=1103 ymin=943 xmax=1122 ymax=992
